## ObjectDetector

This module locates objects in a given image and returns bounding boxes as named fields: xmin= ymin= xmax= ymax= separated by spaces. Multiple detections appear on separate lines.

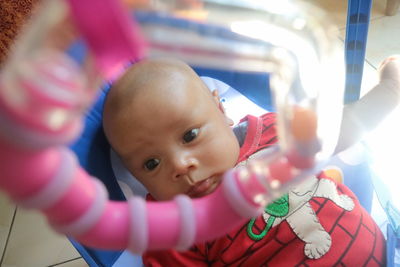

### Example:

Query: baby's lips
xmin=186 ymin=177 xmax=216 ymax=198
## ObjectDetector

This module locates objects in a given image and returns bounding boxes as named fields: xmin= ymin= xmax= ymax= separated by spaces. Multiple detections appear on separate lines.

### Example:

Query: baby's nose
xmin=172 ymin=154 xmax=198 ymax=180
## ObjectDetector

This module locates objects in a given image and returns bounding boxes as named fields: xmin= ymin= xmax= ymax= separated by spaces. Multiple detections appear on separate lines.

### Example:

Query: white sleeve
xmin=335 ymin=79 xmax=400 ymax=154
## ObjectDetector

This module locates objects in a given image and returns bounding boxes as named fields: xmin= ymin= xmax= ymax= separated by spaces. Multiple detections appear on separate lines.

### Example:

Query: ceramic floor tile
xmin=364 ymin=12 xmax=400 ymax=68
xmin=1 ymin=207 xmax=80 ymax=267
xmin=305 ymin=0 xmax=386 ymax=30
xmin=51 ymin=258 xmax=88 ymax=267
xmin=0 ymin=192 xmax=16 ymax=262
xmin=339 ymin=11 xmax=400 ymax=68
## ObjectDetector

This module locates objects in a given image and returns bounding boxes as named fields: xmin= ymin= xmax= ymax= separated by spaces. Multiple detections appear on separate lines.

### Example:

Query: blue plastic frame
xmin=344 ymin=0 xmax=373 ymax=103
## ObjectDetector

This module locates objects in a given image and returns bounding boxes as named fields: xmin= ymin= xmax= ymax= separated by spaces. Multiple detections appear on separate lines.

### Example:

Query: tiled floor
xmin=0 ymin=1 xmax=399 ymax=266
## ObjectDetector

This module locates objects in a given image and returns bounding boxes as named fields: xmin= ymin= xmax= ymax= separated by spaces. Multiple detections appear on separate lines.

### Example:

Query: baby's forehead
xmin=119 ymin=81 xmax=211 ymax=121
xmin=128 ymin=73 xmax=208 ymax=102
xmin=109 ymin=60 xmax=213 ymax=124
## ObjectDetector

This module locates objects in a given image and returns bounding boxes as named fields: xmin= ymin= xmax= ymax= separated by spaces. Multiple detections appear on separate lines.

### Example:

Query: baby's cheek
xmin=213 ymin=138 xmax=239 ymax=169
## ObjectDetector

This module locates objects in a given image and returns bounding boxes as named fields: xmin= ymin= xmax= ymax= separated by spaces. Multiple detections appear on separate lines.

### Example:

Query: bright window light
xmin=365 ymin=106 xmax=400 ymax=209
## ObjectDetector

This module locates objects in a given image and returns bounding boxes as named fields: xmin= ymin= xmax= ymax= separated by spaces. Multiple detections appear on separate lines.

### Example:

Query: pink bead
xmin=0 ymin=143 xmax=61 ymax=199
xmin=17 ymin=148 xmax=76 ymax=210
xmin=44 ymin=167 xmax=96 ymax=224
xmin=268 ymin=157 xmax=293 ymax=184
xmin=0 ymin=99 xmax=82 ymax=148
xmin=286 ymin=148 xmax=314 ymax=169
xmin=147 ymin=200 xmax=181 ymax=250
xmin=66 ymin=0 xmax=147 ymax=79
xmin=222 ymin=169 xmax=263 ymax=218
xmin=194 ymin=185 xmax=248 ymax=244
xmin=128 ymin=196 xmax=148 ymax=254
xmin=174 ymin=194 xmax=195 ymax=251
xmin=225 ymin=166 xmax=269 ymax=211
xmin=53 ymin=178 xmax=108 ymax=236
xmin=76 ymin=202 xmax=130 ymax=250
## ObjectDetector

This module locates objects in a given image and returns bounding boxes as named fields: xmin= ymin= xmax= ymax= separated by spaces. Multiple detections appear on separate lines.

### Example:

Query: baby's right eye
xmin=144 ymin=158 xmax=160 ymax=171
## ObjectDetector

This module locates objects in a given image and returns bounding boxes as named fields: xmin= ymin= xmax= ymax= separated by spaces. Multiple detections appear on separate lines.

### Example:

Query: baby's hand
xmin=378 ymin=55 xmax=400 ymax=98
xmin=335 ymin=55 xmax=400 ymax=153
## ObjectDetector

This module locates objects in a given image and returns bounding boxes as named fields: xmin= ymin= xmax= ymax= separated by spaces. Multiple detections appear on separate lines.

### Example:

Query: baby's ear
xmin=211 ymin=90 xmax=234 ymax=126
xmin=211 ymin=89 xmax=220 ymax=106
xmin=211 ymin=89 xmax=225 ymax=113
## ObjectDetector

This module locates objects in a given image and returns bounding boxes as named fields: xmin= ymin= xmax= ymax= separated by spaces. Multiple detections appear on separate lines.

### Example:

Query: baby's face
xmin=112 ymin=77 xmax=240 ymax=201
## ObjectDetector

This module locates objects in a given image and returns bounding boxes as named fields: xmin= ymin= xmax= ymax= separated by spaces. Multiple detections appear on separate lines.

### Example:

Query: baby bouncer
xmin=0 ymin=0 xmax=398 ymax=266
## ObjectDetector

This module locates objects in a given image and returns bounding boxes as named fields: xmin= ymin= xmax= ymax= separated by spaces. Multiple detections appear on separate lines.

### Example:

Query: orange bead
xmin=291 ymin=106 xmax=317 ymax=142
xmin=324 ymin=167 xmax=344 ymax=184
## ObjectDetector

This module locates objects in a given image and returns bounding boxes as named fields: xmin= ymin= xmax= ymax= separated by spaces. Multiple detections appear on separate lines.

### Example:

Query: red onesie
xmin=143 ymin=113 xmax=386 ymax=266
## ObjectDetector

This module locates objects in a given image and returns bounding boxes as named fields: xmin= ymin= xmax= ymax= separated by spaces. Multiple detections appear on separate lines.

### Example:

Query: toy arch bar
xmin=0 ymin=0 xmax=344 ymax=254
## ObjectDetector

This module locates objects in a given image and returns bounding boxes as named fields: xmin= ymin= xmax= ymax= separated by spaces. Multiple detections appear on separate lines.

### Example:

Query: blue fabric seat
xmin=68 ymin=70 xmax=375 ymax=267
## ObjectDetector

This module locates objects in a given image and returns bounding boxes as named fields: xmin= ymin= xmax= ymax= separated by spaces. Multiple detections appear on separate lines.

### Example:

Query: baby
xmin=103 ymin=57 xmax=399 ymax=266
xmin=103 ymin=58 xmax=239 ymax=200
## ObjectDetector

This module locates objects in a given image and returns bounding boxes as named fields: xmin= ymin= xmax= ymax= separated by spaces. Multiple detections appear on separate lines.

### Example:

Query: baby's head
xmin=103 ymin=58 xmax=240 ymax=201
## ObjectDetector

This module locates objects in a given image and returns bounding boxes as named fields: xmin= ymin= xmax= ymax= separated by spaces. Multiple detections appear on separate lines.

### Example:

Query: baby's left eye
xmin=183 ymin=128 xmax=199 ymax=143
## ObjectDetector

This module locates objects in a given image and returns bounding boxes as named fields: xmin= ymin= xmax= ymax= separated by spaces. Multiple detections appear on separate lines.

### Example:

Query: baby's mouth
xmin=186 ymin=176 xmax=219 ymax=198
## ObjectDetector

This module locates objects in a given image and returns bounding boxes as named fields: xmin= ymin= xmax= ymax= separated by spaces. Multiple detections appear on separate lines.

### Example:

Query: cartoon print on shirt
xmin=244 ymin=152 xmax=355 ymax=259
